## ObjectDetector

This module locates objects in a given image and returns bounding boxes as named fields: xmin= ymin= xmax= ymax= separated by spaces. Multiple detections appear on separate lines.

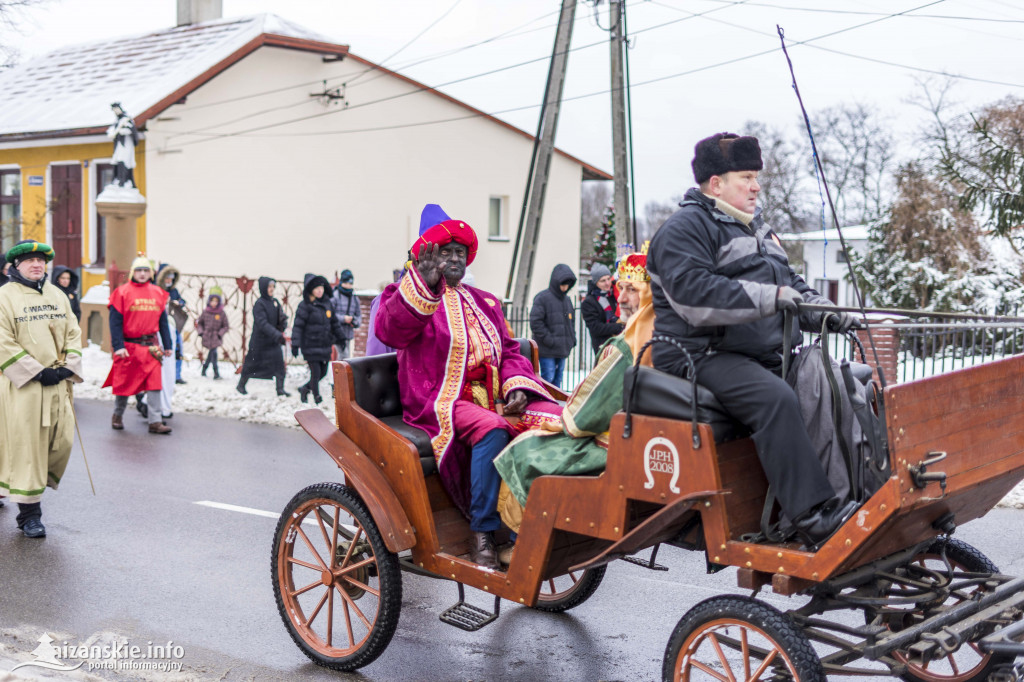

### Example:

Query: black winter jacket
xmin=529 ymin=263 xmax=578 ymax=358
xmin=648 ymin=188 xmax=830 ymax=373
xmin=580 ymin=280 xmax=623 ymax=353
xmin=51 ymin=265 xmax=82 ymax=321
xmin=241 ymin=276 xmax=287 ymax=379
xmin=292 ymin=275 xmax=344 ymax=362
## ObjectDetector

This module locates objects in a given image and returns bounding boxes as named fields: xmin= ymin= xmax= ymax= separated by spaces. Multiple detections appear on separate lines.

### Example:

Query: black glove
xmin=775 ymin=286 xmax=803 ymax=314
xmin=34 ymin=368 xmax=62 ymax=386
xmin=292 ymin=347 xmax=300 ymax=358
xmin=825 ymin=311 xmax=860 ymax=334
xmin=56 ymin=367 xmax=74 ymax=381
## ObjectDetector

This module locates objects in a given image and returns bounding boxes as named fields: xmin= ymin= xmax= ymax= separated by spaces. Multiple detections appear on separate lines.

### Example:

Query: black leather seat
xmin=624 ymin=366 xmax=749 ymax=443
xmin=345 ymin=339 xmax=537 ymax=478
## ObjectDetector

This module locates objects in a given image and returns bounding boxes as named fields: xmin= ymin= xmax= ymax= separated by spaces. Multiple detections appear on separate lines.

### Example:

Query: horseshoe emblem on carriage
xmin=643 ymin=437 xmax=681 ymax=494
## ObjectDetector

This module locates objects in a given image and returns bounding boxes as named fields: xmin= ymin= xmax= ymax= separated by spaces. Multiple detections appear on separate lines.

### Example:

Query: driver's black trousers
xmin=658 ymin=349 xmax=835 ymax=520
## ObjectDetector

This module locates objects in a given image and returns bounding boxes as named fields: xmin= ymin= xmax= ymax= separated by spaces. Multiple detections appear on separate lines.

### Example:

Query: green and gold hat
xmin=5 ymin=239 xmax=55 ymax=264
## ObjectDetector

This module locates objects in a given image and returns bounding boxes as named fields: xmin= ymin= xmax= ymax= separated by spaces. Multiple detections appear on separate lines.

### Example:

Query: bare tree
xmin=580 ymin=181 xmax=612 ymax=269
xmin=744 ymin=120 xmax=815 ymax=234
xmin=640 ymin=196 xmax=681 ymax=240
xmin=0 ymin=1 xmax=49 ymax=68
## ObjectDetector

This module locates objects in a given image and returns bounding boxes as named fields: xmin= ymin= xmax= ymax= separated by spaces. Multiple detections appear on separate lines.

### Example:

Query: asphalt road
xmin=1 ymin=399 xmax=1023 ymax=682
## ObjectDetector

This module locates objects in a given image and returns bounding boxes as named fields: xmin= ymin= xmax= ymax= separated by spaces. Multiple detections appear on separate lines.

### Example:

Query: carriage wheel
xmin=531 ymin=566 xmax=607 ymax=613
xmin=272 ymin=483 xmax=402 ymax=671
xmin=663 ymin=595 xmax=825 ymax=682
xmin=890 ymin=537 xmax=1011 ymax=682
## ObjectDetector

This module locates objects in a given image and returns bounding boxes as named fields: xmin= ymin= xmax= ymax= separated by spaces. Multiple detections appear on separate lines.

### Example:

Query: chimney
xmin=177 ymin=0 xmax=223 ymax=26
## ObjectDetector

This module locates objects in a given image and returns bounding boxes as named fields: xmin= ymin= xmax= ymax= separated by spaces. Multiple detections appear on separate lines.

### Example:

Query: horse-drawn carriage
xmin=272 ymin=334 xmax=1024 ymax=681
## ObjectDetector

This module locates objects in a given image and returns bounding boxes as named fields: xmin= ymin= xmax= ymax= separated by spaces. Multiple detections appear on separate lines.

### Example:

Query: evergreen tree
xmin=589 ymin=204 xmax=617 ymax=269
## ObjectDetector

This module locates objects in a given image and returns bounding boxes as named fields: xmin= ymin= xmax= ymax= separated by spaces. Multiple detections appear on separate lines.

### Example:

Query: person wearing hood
xmin=529 ymin=263 xmax=578 ymax=388
xmin=0 ymin=254 xmax=9 ymax=287
xmin=580 ymin=263 xmax=623 ymax=355
xmin=292 ymin=273 xmax=344 ymax=404
xmin=196 ymin=286 xmax=229 ymax=379
xmin=0 ymin=240 xmax=84 ymax=537
xmin=50 ymin=265 xmax=82 ymax=321
xmin=238 ymin=277 xmax=290 ymax=396
xmin=329 ymin=269 xmax=361 ymax=360
xmin=103 ymin=256 xmax=173 ymax=434
xmin=156 ymin=264 xmax=187 ymax=385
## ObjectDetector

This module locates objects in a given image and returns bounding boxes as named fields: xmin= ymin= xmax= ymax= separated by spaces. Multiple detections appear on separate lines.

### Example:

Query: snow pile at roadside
xmin=74 ymin=343 xmax=332 ymax=429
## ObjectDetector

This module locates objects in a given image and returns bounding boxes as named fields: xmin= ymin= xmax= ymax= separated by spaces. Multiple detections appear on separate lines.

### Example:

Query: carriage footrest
xmin=621 ymin=545 xmax=669 ymax=571
xmin=439 ymin=583 xmax=500 ymax=632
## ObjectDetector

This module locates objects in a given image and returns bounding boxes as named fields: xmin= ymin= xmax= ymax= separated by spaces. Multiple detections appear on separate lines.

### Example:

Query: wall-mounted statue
xmin=107 ymin=102 xmax=139 ymax=189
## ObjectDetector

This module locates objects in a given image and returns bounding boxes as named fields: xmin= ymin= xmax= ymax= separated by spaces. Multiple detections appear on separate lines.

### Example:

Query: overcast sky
xmin=2 ymin=0 xmax=1022 ymax=228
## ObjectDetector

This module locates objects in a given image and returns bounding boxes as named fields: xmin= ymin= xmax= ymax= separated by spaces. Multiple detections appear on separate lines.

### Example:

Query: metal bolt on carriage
xmin=272 ymin=335 xmax=1024 ymax=681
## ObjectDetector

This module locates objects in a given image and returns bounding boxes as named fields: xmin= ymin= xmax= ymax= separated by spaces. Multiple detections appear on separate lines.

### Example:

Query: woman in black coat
xmin=51 ymin=265 xmax=82 ymax=321
xmin=237 ymin=276 xmax=290 ymax=396
xmin=291 ymin=274 xmax=344 ymax=404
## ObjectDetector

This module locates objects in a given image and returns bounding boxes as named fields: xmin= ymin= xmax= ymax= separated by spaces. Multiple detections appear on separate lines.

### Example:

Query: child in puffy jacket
xmin=196 ymin=287 xmax=229 ymax=379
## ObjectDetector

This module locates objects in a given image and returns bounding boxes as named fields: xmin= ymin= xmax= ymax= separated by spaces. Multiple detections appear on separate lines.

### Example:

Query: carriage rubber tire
xmin=663 ymin=595 xmax=826 ymax=682
xmin=272 ymin=482 xmax=402 ymax=672
xmin=531 ymin=566 xmax=607 ymax=613
xmin=895 ymin=536 xmax=1010 ymax=682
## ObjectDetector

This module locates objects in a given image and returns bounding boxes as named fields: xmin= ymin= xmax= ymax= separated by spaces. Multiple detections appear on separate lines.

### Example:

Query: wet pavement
xmin=1 ymin=399 xmax=1023 ymax=681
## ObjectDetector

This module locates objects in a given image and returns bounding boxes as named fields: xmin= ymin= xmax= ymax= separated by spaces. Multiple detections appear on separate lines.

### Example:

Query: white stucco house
xmin=784 ymin=226 xmax=869 ymax=306
xmin=0 ymin=5 xmax=609 ymax=299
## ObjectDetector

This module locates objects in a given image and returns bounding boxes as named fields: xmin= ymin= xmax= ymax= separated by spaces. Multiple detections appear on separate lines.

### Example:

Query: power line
xmin=681 ymin=0 xmax=1024 ymax=24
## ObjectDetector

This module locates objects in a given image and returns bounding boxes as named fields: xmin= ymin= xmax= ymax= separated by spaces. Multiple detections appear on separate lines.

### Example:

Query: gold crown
xmin=617 ymin=253 xmax=649 ymax=282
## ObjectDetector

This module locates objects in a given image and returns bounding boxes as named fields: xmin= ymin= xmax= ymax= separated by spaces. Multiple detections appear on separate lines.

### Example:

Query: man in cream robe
xmin=0 ymin=240 xmax=83 ymax=538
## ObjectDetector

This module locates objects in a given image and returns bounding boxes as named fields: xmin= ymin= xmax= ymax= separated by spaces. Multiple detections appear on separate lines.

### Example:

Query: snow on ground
xmin=73 ymin=344 xmax=1024 ymax=507
xmin=75 ymin=343 xmax=333 ymax=429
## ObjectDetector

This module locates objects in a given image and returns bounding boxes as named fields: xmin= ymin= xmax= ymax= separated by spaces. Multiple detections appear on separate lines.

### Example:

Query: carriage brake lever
xmin=908 ymin=451 xmax=948 ymax=494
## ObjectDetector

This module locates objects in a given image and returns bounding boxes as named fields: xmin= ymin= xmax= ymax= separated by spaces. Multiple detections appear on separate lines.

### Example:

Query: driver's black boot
xmin=793 ymin=498 xmax=858 ymax=551
xmin=470 ymin=531 xmax=499 ymax=570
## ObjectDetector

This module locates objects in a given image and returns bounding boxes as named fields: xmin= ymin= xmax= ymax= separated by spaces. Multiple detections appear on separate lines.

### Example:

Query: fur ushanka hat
xmin=691 ymin=132 xmax=763 ymax=184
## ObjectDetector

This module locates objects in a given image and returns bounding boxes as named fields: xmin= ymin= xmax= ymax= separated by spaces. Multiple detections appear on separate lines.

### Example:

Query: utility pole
xmin=508 ymin=0 xmax=577 ymax=308
xmin=609 ymin=0 xmax=632 ymax=245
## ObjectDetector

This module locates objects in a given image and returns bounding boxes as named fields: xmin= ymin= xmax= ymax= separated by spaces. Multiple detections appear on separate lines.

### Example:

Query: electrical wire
xmin=679 ymin=0 xmax=1024 ymax=24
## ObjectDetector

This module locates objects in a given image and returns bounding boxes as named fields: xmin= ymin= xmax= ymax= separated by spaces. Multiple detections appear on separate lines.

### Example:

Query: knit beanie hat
xmin=590 ymin=263 xmax=612 ymax=281
xmin=692 ymin=132 xmax=763 ymax=184
xmin=340 ymin=269 xmax=354 ymax=284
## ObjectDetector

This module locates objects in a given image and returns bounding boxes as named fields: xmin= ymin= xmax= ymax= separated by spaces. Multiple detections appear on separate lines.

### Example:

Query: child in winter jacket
xmin=292 ymin=274 xmax=344 ymax=404
xmin=196 ymin=286 xmax=229 ymax=379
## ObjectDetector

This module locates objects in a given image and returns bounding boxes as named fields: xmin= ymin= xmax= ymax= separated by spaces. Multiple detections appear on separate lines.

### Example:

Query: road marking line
xmin=194 ymin=500 xmax=279 ymax=519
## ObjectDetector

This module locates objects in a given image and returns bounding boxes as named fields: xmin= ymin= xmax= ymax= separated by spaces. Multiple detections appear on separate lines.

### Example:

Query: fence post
xmin=857 ymin=320 xmax=900 ymax=384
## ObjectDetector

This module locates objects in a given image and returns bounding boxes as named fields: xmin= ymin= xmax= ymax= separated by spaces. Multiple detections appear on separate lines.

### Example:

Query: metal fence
xmin=891 ymin=317 xmax=1024 ymax=383
xmin=503 ymin=304 xmax=598 ymax=388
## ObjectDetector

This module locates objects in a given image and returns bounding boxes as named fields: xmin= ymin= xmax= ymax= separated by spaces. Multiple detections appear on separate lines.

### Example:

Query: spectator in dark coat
xmin=329 ymin=268 xmax=362 ymax=359
xmin=580 ymin=263 xmax=623 ymax=354
xmin=0 ymin=254 xmax=9 ymax=287
xmin=196 ymin=286 xmax=229 ymax=379
xmin=51 ymin=265 xmax=82 ymax=321
xmin=237 ymin=276 xmax=290 ymax=396
xmin=529 ymin=263 xmax=577 ymax=388
xmin=292 ymin=273 xmax=344 ymax=404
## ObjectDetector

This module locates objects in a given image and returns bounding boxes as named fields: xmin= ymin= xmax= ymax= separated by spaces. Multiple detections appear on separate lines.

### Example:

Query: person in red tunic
xmin=103 ymin=256 xmax=173 ymax=434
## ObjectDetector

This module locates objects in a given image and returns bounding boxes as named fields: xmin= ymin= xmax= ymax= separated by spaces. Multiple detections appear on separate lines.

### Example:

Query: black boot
xmin=236 ymin=378 xmax=248 ymax=395
xmin=793 ymin=498 xmax=859 ymax=551
xmin=470 ymin=531 xmax=499 ymax=569
xmin=298 ymin=385 xmax=309 ymax=403
xmin=16 ymin=502 xmax=45 ymax=538
xmin=276 ymin=375 xmax=290 ymax=397
xmin=135 ymin=394 xmax=148 ymax=418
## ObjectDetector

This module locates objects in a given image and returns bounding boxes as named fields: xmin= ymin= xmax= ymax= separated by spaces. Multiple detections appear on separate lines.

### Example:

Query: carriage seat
xmin=346 ymin=338 xmax=538 ymax=478
xmin=623 ymin=366 xmax=750 ymax=443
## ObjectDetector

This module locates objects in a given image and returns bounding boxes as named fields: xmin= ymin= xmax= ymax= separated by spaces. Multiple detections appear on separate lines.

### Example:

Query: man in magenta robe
xmin=376 ymin=205 xmax=560 ymax=569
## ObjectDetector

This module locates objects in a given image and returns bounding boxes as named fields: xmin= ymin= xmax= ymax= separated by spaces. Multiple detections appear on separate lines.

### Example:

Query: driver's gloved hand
xmin=775 ymin=286 xmax=803 ymax=314
xmin=825 ymin=311 xmax=860 ymax=334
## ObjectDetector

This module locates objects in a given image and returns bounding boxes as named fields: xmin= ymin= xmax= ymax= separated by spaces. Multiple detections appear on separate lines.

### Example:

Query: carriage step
xmin=439 ymin=583 xmax=500 ymax=632
xmin=622 ymin=544 xmax=669 ymax=571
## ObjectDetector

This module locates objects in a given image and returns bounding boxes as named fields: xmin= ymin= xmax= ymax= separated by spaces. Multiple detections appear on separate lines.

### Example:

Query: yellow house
xmin=0 ymin=8 xmax=608 ymax=299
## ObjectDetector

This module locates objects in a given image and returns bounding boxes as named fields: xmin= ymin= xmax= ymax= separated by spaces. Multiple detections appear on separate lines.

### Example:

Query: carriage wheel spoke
xmin=690 ymin=659 xmax=731 ymax=682
xmin=547 ymin=579 xmax=557 ymax=593
xmin=708 ymin=633 xmax=738 ymax=682
xmin=341 ymin=588 xmax=356 ymax=648
xmin=741 ymin=629 xmax=751 ymax=681
xmin=339 ymin=527 xmax=363 ymax=569
xmin=295 ymin=525 xmax=329 ymax=571
xmin=315 ymin=506 xmax=333 ymax=561
xmin=290 ymin=578 xmax=323 ymax=598
xmin=336 ymin=584 xmax=373 ymax=630
xmin=747 ymin=648 xmax=778 ymax=681
xmin=326 ymin=582 xmax=334 ymax=647
xmin=341 ymin=575 xmax=379 ymax=597
xmin=304 ymin=588 xmax=329 ymax=628
xmin=945 ymin=653 xmax=960 ymax=675
xmin=287 ymin=556 xmax=322 ymax=571
xmin=337 ymin=555 xmax=376 ymax=577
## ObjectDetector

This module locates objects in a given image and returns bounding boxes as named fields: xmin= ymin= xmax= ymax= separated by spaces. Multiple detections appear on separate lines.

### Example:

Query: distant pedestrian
xmin=529 ymin=263 xmax=577 ymax=388
xmin=156 ymin=264 xmax=187 ymax=384
xmin=196 ymin=286 xmax=228 ymax=380
xmin=0 ymin=240 xmax=83 ymax=537
xmin=580 ymin=263 xmax=623 ymax=354
xmin=237 ymin=277 xmax=290 ymax=396
xmin=292 ymin=274 xmax=344 ymax=404
xmin=329 ymin=269 xmax=361 ymax=359
xmin=51 ymin=265 xmax=82 ymax=321
xmin=0 ymin=255 xmax=9 ymax=287
xmin=103 ymin=256 xmax=173 ymax=434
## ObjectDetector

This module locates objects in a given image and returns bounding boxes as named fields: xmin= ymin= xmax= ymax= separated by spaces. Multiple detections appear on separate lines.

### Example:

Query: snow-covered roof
xmin=783 ymin=225 xmax=870 ymax=242
xmin=0 ymin=14 xmax=347 ymax=139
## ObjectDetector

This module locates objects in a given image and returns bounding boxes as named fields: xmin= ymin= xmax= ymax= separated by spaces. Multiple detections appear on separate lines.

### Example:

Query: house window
xmin=488 ymin=196 xmax=507 ymax=240
xmin=815 ymin=278 xmax=839 ymax=304
xmin=0 ymin=169 xmax=20 ymax=253
xmin=94 ymin=163 xmax=115 ymax=265
xmin=836 ymin=249 xmax=848 ymax=263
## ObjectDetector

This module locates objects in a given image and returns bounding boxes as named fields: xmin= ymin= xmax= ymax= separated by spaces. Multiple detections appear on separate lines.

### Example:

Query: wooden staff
xmin=49 ymin=322 xmax=96 ymax=495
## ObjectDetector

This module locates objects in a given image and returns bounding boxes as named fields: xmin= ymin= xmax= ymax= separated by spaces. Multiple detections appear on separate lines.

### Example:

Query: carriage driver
xmin=647 ymin=132 xmax=860 ymax=550
xmin=375 ymin=204 xmax=561 ymax=569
